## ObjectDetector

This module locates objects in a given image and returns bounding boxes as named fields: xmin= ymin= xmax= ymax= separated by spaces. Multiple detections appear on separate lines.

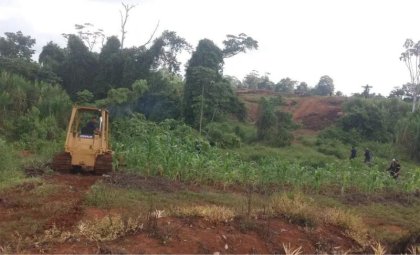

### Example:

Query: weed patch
xmin=270 ymin=192 xmax=369 ymax=247
xmin=78 ymin=214 xmax=144 ymax=241
xmin=173 ymin=205 xmax=235 ymax=223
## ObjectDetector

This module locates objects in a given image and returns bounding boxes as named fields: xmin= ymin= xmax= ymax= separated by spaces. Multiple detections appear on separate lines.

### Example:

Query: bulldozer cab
xmin=51 ymin=106 xmax=113 ymax=173
xmin=71 ymin=109 xmax=102 ymax=138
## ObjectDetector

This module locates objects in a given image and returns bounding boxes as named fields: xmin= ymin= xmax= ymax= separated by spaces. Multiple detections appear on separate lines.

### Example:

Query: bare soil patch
xmin=341 ymin=190 xmax=420 ymax=206
xmin=291 ymin=96 xmax=345 ymax=131
xmin=39 ymin=216 xmax=359 ymax=254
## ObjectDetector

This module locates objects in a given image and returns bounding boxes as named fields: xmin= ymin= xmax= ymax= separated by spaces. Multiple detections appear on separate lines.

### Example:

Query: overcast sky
xmin=1 ymin=0 xmax=419 ymax=95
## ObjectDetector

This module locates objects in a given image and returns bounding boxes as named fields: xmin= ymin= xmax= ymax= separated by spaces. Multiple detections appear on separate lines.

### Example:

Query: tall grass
xmin=0 ymin=138 xmax=24 ymax=189
xmin=112 ymin=116 xmax=420 ymax=193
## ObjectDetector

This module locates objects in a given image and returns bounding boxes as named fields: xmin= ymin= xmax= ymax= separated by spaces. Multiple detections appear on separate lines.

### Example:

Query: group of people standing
xmin=349 ymin=146 xmax=400 ymax=179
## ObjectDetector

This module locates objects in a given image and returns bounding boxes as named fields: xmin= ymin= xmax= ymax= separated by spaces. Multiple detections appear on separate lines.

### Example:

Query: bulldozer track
xmin=51 ymin=152 xmax=72 ymax=173
xmin=94 ymin=153 xmax=113 ymax=175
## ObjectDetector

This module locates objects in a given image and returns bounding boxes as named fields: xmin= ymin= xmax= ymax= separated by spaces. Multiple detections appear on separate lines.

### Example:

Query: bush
xmin=205 ymin=122 xmax=241 ymax=148
xmin=256 ymin=97 xmax=297 ymax=147
xmin=0 ymin=138 xmax=22 ymax=189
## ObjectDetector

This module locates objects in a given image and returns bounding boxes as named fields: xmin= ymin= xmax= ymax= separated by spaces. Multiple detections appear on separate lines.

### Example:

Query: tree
xmin=295 ymin=82 xmax=310 ymax=96
xmin=224 ymin=75 xmax=242 ymax=88
xmin=0 ymin=31 xmax=36 ymax=61
xmin=0 ymin=33 xmax=60 ymax=84
xmin=153 ymin=30 xmax=192 ymax=73
xmin=258 ymin=73 xmax=275 ymax=90
xmin=187 ymin=39 xmax=224 ymax=72
xmin=396 ymin=112 xmax=420 ymax=160
xmin=184 ymin=66 xmax=219 ymax=130
xmin=39 ymin=42 xmax=65 ymax=72
xmin=256 ymin=97 xmax=296 ymax=146
xmin=60 ymin=35 xmax=99 ymax=98
xmin=94 ymin=36 xmax=124 ymax=97
xmin=136 ymin=70 xmax=183 ymax=121
xmin=388 ymin=86 xmax=405 ymax=99
xmin=256 ymin=97 xmax=276 ymax=140
xmin=184 ymin=39 xmax=246 ymax=129
xmin=119 ymin=2 xmax=137 ymax=49
xmin=361 ymin=84 xmax=372 ymax=98
xmin=313 ymin=75 xmax=334 ymax=96
xmin=242 ymin=70 xmax=262 ymax=89
xmin=73 ymin=23 xmax=105 ymax=51
xmin=275 ymin=77 xmax=297 ymax=93
xmin=222 ymin=33 xmax=258 ymax=58
xmin=400 ymin=39 xmax=420 ymax=112
xmin=76 ymin=89 xmax=94 ymax=104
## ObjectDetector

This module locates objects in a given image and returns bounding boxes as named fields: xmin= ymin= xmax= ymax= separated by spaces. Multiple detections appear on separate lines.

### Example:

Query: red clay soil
xmin=0 ymin=174 xmax=99 ymax=233
xmin=42 ymin=216 xmax=358 ymax=254
xmin=291 ymin=96 xmax=345 ymax=131
xmin=0 ymin=173 xmax=363 ymax=254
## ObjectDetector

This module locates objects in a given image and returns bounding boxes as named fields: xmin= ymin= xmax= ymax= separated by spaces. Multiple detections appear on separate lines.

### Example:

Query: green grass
xmin=111 ymin=116 xmax=420 ymax=194
xmin=85 ymin=182 xmax=255 ymax=213
xmin=0 ymin=139 xmax=25 ymax=190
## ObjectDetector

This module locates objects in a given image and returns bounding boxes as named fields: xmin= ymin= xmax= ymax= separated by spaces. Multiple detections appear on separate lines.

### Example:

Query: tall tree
xmin=120 ymin=2 xmax=136 ymax=49
xmin=295 ymin=82 xmax=310 ymax=96
xmin=39 ymin=42 xmax=65 ymax=71
xmin=153 ymin=30 xmax=192 ymax=73
xmin=258 ymin=73 xmax=274 ymax=90
xmin=256 ymin=97 xmax=296 ymax=146
xmin=184 ymin=40 xmax=222 ymax=128
xmin=0 ymin=31 xmax=35 ymax=61
xmin=400 ymin=39 xmax=420 ymax=112
xmin=388 ymin=86 xmax=405 ymax=99
xmin=95 ymin=36 xmax=124 ymax=97
xmin=313 ymin=75 xmax=334 ymax=96
xmin=60 ymin=35 xmax=99 ymax=98
xmin=222 ymin=33 xmax=258 ymax=58
xmin=361 ymin=84 xmax=372 ymax=98
xmin=275 ymin=77 xmax=297 ymax=93
xmin=242 ymin=70 xmax=262 ymax=89
xmin=224 ymin=75 xmax=242 ymax=88
xmin=73 ymin=23 xmax=105 ymax=51
xmin=184 ymin=39 xmax=246 ymax=129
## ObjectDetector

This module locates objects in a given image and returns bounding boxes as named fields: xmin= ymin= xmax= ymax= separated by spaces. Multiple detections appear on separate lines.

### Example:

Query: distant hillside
xmin=237 ymin=90 xmax=345 ymax=133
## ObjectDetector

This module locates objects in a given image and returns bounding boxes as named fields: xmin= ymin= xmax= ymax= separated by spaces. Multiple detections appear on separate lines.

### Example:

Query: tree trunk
xmin=199 ymin=84 xmax=204 ymax=135
xmin=412 ymin=95 xmax=416 ymax=113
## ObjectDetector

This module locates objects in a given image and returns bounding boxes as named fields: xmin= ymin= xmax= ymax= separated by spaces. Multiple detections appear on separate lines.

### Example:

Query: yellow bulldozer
xmin=51 ymin=106 xmax=113 ymax=174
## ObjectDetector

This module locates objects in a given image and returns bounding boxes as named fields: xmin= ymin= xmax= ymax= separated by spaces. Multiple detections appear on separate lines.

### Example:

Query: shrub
xmin=205 ymin=122 xmax=241 ymax=148
xmin=173 ymin=205 xmax=235 ymax=223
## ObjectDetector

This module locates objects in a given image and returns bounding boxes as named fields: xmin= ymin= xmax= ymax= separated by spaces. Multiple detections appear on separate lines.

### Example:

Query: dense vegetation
xmin=0 ymin=29 xmax=420 ymax=196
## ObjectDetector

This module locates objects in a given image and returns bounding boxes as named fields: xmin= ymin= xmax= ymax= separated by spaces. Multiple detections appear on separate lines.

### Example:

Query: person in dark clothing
xmin=364 ymin=148 xmax=372 ymax=163
xmin=81 ymin=117 xmax=98 ymax=136
xmin=387 ymin=159 xmax=401 ymax=179
xmin=350 ymin=146 xmax=357 ymax=160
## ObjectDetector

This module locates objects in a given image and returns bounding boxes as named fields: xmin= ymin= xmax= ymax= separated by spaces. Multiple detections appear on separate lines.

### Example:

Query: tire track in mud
xmin=0 ymin=173 xmax=100 ymax=240
xmin=42 ymin=174 xmax=100 ymax=230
